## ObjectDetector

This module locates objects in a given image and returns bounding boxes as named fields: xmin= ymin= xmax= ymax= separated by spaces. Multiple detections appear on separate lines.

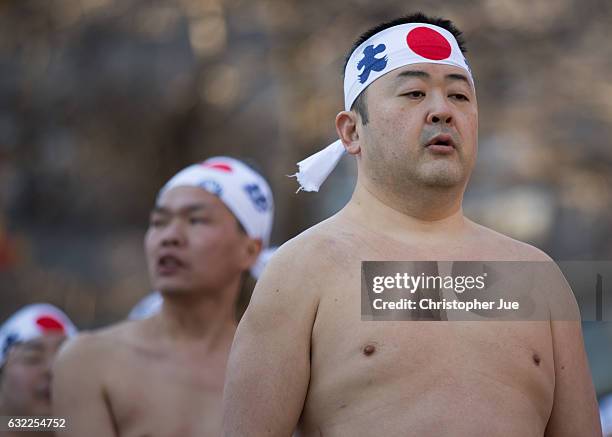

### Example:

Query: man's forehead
xmin=155 ymin=186 xmax=223 ymax=211
xmin=14 ymin=334 xmax=65 ymax=352
xmin=153 ymin=185 xmax=242 ymax=225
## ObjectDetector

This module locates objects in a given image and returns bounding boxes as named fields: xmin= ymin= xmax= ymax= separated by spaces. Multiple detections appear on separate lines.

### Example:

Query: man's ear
xmin=241 ymin=238 xmax=263 ymax=271
xmin=335 ymin=111 xmax=361 ymax=156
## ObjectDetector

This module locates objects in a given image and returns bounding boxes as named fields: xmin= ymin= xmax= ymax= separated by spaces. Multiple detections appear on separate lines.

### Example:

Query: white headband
xmin=160 ymin=156 xmax=274 ymax=247
xmin=127 ymin=292 xmax=162 ymax=320
xmin=0 ymin=304 xmax=77 ymax=365
xmin=293 ymin=22 xmax=473 ymax=192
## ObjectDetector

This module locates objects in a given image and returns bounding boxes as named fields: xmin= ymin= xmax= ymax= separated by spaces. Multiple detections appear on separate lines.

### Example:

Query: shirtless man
xmin=0 ymin=304 xmax=77 ymax=437
xmin=53 ymin=156 xmax=274 ymax=437
xmin=222 ymin=14 xmax=601 ymax=436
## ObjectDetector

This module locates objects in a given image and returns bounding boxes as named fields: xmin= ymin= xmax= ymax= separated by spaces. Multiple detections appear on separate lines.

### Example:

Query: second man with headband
xmin=53 ymin=157 xmax=274 ymax=437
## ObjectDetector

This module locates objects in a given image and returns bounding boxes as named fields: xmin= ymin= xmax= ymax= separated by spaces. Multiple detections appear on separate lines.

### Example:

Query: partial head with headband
xmin=159 ymin=156 xmax=274 ymax=247
xmin=158 ymin=157 xmax=276 ymax=279
xmin=292 ymin=22 xmax=473 ymax=192
xmin=0 ymin=304 xmax=77 ymax=366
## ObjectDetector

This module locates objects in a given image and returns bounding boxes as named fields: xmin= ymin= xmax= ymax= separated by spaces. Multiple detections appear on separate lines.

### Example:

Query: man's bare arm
xmin=545 ymin=319 xmax=601 ymax=436
xmin=222 ymin=242 xmax=320 ymax=436
xmin=52 ymin=334 xmax=118 ymax=437
xmin=543 ymin=266 xmax=602 ymax=437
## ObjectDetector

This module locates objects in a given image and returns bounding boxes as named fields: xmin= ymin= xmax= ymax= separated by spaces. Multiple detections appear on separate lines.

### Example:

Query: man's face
xmin=145 ymin=186 xmax=253 ymax=295
xmin=0 ymin=334 xmax=65 ymax=416
xmin=356 ymin=62 xmax=478 ymax=193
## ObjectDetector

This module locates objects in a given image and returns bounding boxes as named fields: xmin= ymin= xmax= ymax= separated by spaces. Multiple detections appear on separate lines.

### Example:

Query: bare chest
xmin=303 ymin=258 xmax=555 ymax=432
xmin=104 ymin=348 xmax=226 ymax=437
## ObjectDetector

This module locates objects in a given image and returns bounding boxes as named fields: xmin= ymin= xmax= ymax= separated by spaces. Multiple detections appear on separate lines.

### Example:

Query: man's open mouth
xmin=426 ymin=134 xmax=455 ymax=148
xmin=157 ymin=254 xmax=186 ymax=274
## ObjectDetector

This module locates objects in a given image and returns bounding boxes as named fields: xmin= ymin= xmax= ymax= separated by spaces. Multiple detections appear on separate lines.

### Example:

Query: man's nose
xmin=43 ymin=356 xmax=54 ymax=378
xmin=426 ymin=95 xmax=453 ymax=125
xmin=160 ymin=220 xmax=186 ymax=247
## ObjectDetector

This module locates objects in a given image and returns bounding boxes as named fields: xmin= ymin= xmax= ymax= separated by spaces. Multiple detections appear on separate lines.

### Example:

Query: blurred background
xmin=0 ymin=0 xmax=610 ymax=395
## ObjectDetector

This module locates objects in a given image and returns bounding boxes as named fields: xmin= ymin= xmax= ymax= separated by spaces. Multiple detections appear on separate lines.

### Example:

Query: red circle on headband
xmin=406 ymin=27 xmax=451 ymax=60
xmin=202 ymin=163 xmax=233 ymax=173
xmin=35 ymin=315 xmax=65 ymax=333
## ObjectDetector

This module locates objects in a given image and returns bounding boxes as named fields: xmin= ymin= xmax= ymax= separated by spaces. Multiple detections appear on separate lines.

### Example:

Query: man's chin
xmin=415 ymin=162 xmax=465 ymax=188
xmin=154 ymin=278 xmax=193 ymax=295
xmin=158 ymin=287 xmax=193 ymax=295
xmin=422 ymin=175 xmax=463 ymax=188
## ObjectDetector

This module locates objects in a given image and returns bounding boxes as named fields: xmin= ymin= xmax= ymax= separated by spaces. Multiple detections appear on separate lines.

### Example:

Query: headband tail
xmin=291 ymin=140 xmax=346 ymax=192
xmin=250 ymin=246 xmax=278 ymax=279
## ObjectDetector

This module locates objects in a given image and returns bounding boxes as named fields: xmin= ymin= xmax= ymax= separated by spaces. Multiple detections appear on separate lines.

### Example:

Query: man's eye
xmin=190 ymin=217 xmax=210 ymax=224
xmin=150 ymin=218 xmax=166 ymax=227
xmin=21 ymin=355 xmax=44 ymax=365
xmin=450 ymin=93 xmax=469 ymax=101
xmin=402 ymin=91 xmax=425 ymax=98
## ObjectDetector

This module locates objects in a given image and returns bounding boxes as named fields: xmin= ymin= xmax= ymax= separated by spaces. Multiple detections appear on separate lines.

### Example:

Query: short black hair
xmin=344 ymin=13 xmax=467 ymax=124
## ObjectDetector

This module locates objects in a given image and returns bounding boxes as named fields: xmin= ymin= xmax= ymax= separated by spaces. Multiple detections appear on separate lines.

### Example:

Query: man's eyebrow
xmin=446 ymin=73 xmax=470 ymax=85
xmin=20 ymin=342 xmax=44 ymax=352
xmin=151 ymin=204 xmax=210 ymax=215
xmin=151 ymin=206 xmax=171 ymax=215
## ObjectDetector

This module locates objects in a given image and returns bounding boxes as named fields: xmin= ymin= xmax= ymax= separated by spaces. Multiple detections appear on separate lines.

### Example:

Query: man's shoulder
xmin=283 ymin=214 xmax=355 ymax=253
xmin=469 ymin=221 xmax=552 ymax=261
xmin=55 ymin=320 xmax=144 ymax=368
xmin=271 ymin=216 xmax=353 ymax=270
xmin=254 ymin=216 xmax=351 ymax=300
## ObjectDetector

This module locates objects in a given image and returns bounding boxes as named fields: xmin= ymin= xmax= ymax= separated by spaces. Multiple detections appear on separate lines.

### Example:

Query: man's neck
xmin=153 ymin=283 xmax=239 ymax=351
xmin=344 ymin=178 xmax=469 ymax=240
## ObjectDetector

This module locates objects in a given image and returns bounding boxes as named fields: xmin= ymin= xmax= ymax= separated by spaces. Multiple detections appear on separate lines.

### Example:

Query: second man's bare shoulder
xmin=54 ymin=320 xmax=148 ymax=380
xmin=51 ymin=320 xmax=148 ymax=435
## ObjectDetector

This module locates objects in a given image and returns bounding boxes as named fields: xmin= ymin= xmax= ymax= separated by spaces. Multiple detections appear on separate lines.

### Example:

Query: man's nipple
xmin=532 ymin=353 xmax=541 ymax=366
xmin=362 ymin=344 xmax=376 ymax=356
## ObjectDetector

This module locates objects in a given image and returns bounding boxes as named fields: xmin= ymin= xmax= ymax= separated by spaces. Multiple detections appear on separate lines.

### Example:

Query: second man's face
xmin=356 ymin=62 xmax=478 ymax=193
xmin=0 ymin=334 xmax=65 ymax=416
xmin=145 ymin=186 xmax=254 ymax=296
